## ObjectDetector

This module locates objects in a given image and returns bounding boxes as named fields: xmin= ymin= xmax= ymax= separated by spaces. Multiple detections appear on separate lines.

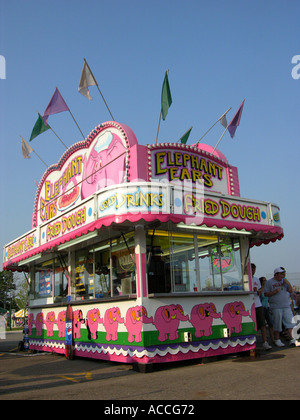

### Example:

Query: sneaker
xmin=262 ymin=342 xmax=272 ymax=350
xmin=274 ymin=339 xmax=285 ymax=347
xmin=289 ymin=338 xmax=296 ymax=346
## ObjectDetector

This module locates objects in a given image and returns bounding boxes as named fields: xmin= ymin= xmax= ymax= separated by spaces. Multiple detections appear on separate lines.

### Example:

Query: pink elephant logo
xmin=57 ymin=311 xmax=66 ymax=338
xmin=28 ymin=313 xmax=35 ymax=336
xmin=190 ymin=303 xmax=221 ymax=337
xmin=221 ymin=301 xmax=249 ymax=334
xmin=35 ymin=312 xmax=44 ymax=336
xmin=85 ymin=308 xmax=103 ymax=340
xmin=81 ymin=130 xmax=126 ymax=200
xmin=125 ymin=305 xmax=154 ymax=343
xmin=45 ymin=311 xmax=57 ymax=337
xmin=72 ymin=309 xmax=85 ymax=339
xmin=154 ymin=304 xmax=189 ymax=342
xmin=103 ymin=307 xmax=124 ymax=341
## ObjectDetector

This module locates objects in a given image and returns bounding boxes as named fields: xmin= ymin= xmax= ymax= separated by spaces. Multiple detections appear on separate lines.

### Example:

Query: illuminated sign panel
xmin=149 ymin=144 xmax=239 ymax=196
xmin=32 ymin=122 xmax=137 ymax=228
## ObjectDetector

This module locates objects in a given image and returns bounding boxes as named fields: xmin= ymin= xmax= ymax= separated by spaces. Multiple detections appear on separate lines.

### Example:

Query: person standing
xmin=259 ymin=276 xmax=275 ymax=343
xmin=251 ymin=264 xmax=272 ymax=350
xmin=264 ymin=267 xmax=296 ymax=347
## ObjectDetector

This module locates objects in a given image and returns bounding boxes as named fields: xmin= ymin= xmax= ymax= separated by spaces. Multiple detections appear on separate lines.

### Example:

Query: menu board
xmin=39 ymin=269 xmax=51 ymax=296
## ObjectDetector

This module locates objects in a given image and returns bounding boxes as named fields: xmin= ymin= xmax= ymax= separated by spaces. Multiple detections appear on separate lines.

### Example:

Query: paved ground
xmin=0 ymin=330 xmax=299 ymax=401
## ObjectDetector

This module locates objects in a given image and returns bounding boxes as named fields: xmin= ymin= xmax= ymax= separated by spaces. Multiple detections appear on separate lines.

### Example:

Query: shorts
xmin=255 ymin=306 xmax=266 ymax=330
xmin=263 ymin=307 xmax=273 ymax=328
xmin=271 ymin=307 xmax=295 ymax=332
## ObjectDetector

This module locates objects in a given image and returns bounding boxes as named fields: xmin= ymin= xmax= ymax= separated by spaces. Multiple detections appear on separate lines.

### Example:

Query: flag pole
xmin=54 ymin=86 xmax=85 ymax=140
xmin=84 ymin=58 xmax=115 ymax=121
xmin=49 ymin=126 xmax=68 ymax=149
xmin=68 ymin=108 xmax=85 ymax=140
xmin=155 ymin=110 xmax=162 ymax=144
xmin=33 ymin=150 xmax=49 ymax=168
xmin=195 ymin=107 xmax=232 ymax=146
xmin=212 ymin=126 xmax=228 ymax=153
xmin=36 ymin=111 xmax=68 ymax=149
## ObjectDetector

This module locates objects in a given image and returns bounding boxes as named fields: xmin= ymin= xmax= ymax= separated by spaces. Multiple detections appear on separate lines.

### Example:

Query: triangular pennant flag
xmin=161 ymin=70 xmax=172 ymax=120
xmin=220 ymin=114 xmax=228 ymax=128
xmin=78 ymin=60 xmax=97 ymax=100
xmin=227 ymin=99 xmax=245 ymax=138
xmin=21 ymin=137 xmax=33 ymax=159
xmin=179 ymin=126 xmax=192 ymax=144
xmin=42 ymin=87 xmax=70 ymax=125
xmin=30 ymin=113 xmax=51 ymax=141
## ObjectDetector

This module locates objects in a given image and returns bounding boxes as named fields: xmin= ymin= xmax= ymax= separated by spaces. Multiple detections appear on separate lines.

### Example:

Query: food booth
xmin=3 ymin=121 xmax=283 ymax=366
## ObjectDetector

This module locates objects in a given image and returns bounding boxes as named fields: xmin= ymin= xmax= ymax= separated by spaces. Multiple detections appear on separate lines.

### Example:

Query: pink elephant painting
xmin=103 ymin=307 xmax=124 ymax=341
xmin=72 ymin=309 xmax=85 ymax=339
xmin=86 ymin=308 xmax=103 ymax=340
xmin=221 ymin=301 xmax=249 ymax=334
xmin=45 ymin=311 xmax=57 ymax=337
xmin=154 ymin=304 xmax=189 ymax=342
xmin=81 ymin=130 xmax=126 ymax=200
xmin=35 ymin=312 xmax=44 ymax=336
xmin=190 ymin=303 xmax=221 ymax=337
xmin=57 ymin=310 xmax=66 ymax=338
xmin=125 ymin=305 xmax=154 ymax=343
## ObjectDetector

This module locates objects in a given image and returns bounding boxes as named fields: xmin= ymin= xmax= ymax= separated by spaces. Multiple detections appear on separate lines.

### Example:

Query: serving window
xmin=198 ymin=237 xmax=243 ymax=291
xmin=30 ymin=231 xmax=136 ymax=303
xmin=146 ymin=230 xmax=243 ymax=293
xmin=71 ymin=231 xmax=136 ymax=300
xmin=74 ymin=249 xmax=94 ymax=300
xmin=31 ymin=254 xmax=68 ymax=302
xmin=94 ymin=241 xmax=111 ymax=298
xmin=111 ymin=232 xmax=136 ymax=296
xmin=54 ymin=257 xmax=68 ymax=302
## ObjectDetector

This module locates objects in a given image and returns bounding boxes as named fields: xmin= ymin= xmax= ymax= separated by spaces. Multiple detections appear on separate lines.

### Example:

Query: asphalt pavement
xmin=0 ymin=330 xmax=299 ymax=401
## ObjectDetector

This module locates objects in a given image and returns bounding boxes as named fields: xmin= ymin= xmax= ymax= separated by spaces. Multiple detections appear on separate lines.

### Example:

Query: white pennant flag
xmin=78 ymin=60 xmax=97 ymax=100
xmin=21 ymin=137 xmax=33 ymax=159
xmin=220 ymin=114 xmax=228 ymax=128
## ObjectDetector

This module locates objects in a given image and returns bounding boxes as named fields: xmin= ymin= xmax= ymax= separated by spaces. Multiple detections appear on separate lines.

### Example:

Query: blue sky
xmin=0 ymin=0 xmax=300 ymax=280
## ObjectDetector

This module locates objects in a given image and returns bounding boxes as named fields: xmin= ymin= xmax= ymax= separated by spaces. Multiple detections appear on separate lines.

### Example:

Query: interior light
xmin=176 ymin=223 xmax=251 ymax=235
xmin=18 ymin=253 xmax=42 ymax=266
xmin=91 ymin=243 xmax=111 ymax=253
xmin=147 ymin=229 xmax=218 ymax=240
xmin=57 ymin=230 xmax=99 ymax=251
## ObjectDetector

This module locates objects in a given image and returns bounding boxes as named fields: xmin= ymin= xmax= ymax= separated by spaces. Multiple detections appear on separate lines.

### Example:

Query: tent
xmin=14 ymin=309 xmax=28 ymax=318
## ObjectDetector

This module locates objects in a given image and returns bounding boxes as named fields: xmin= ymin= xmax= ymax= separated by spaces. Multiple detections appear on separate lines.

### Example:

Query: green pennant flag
xmin=161 ymin=70 xmax=172 ymax=120
xmin=30 ymin=113 xmax=51 ymax=141
xmin=179 ymin=126 xmax=193 ymax=144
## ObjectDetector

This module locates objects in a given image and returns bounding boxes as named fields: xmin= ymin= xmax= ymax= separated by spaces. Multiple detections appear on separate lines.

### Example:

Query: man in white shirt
xmin=264 ymin=267 xmax=295 ymax=347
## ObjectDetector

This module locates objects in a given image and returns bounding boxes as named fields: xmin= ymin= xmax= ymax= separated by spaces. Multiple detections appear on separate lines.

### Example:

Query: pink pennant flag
xmin=42 ymin=87 xmax=69 ymax=125
xmin=227 ymin=99 xmax=245 ymax=138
